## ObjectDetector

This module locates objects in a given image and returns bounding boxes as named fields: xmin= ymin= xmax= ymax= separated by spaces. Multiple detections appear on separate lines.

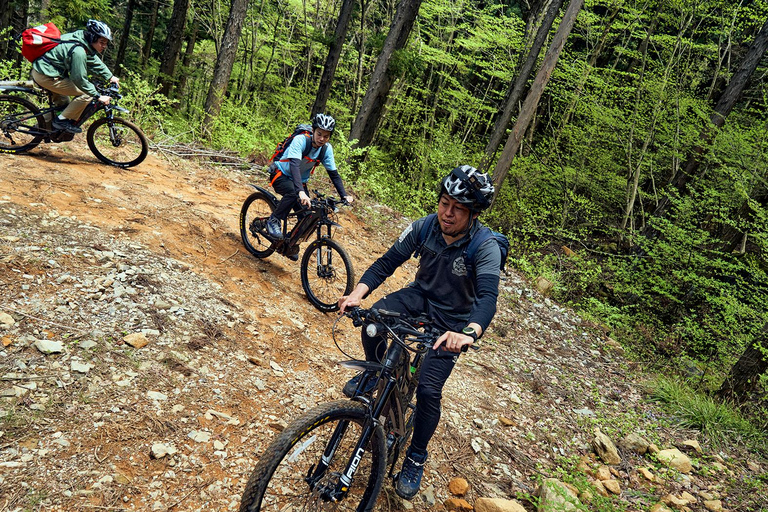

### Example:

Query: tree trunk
xmin=650 ymin=17 xmax=768 ymax=221
xmin=3 ymin=0 xmax=28 ymax=64
xmin=178 ymin=19 xmax=199 ymax=107
xmin=348 ymin=0 xmax=423 ymax=148
xmin=478 ymin=0 xmax=564 ymax=173
xmin=0 ymin=0 xmax=12 ymax=61
xmin=312 ymin=0 xmax=355 ymax=116
xmin=158 ymin=0 xmax=190 ymax=97
xmin=489 ymin=0 xmax=584 ymax=205
xmin=141 ymin=0 xmax=160 ymax=71
xmin=257 ymin=3 xmax=283 ymax=93
xmin=351 ymin=0 xmax=371 ymax=118
xmin=203 ymin=0 xmax=250 ymax=136
xmin=717 ymin=325 xmax=768 ymax=404
xmin=114 ymin=0 xmax=137 ymax=76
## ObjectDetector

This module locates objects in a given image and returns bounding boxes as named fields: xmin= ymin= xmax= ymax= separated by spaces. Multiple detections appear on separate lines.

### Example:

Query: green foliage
xmin=647 ymin=376 xmax=766 ymax=450
xmin=41 ymin=0 xmax=114 ymax=29
xmin=118 ymin=70 xmax=173 ymax=136
xmin=5 ymin=0 xmax=764 ymax=430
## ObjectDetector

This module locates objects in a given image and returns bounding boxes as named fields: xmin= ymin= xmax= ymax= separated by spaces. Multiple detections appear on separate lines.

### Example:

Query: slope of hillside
xmin=0 ymin=140 xmax=764 ymax=511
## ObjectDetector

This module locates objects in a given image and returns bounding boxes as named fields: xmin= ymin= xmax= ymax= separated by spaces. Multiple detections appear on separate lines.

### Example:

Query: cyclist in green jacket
xmin=30 ymin=20 xmax=119 ymax=134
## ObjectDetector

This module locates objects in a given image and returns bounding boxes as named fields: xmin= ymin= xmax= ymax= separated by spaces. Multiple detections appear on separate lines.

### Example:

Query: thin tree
xmin=312 ymin=0 xmax=355 ymax=116
xmin=158 ymin=0 xmax=191 ymax=97
xmin=177 ymin=18 xmax=200 ymax=107
xmin=489 ymin=0 xmax=585 ymax=205
xmin=650 ymin=17 xmax=768 ymax=220
xmin=0 ymin=0 xmax=13 ymax=61
xmin=202 ymin=0 xmax=250 ymax=135
xmin=478 ymin=0 xmax=564 ymax=173
xmin=114 ymin=0 xmax=137 ymax=76
xmin=141 ymin=0 xmax=160 ymax=71
xmin=348 ymin=0 xmax=423 ymax=148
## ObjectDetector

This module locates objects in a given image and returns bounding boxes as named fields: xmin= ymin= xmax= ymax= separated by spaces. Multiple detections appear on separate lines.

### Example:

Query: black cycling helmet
xmin=85 ymin=19 xmax=112 ymax=43
xmin=312 ymin=113 xmax=336 ymax=133
xmin=440 ymin=165 xmax=495 ymax=211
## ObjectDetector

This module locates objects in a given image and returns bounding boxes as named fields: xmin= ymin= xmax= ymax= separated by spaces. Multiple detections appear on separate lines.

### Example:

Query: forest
xmin=2 ymin=0 xmax=767 ymax=430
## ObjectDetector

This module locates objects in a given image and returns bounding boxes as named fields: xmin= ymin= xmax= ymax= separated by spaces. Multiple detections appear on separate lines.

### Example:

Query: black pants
xmin=271 ymin=173 xmax=308 ymax=221
xmin=362 ymin=287 xmax=461 ymax=455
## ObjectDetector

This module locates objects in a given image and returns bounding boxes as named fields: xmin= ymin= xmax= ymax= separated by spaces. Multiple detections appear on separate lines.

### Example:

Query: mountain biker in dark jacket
xmin=338 ymin=165 xmax=501 ymax=500
xmin=30 ymin=19 xmax=119 ymax=134
xmin=264 ymin=113 xmax=354 ymax=260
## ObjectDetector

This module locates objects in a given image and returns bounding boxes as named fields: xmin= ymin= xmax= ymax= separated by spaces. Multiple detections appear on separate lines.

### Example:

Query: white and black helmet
xmin=312 ymin=113 xmax=336 ymax=133
xmin=441 ymin=165 xmax=495 ymax=211
xmin=85 ymin=19 xmax=112 ymax=42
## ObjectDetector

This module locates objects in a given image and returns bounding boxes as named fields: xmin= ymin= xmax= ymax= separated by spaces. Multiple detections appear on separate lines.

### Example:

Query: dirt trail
xmin=1 ymin=140 xmax=763 ymax=512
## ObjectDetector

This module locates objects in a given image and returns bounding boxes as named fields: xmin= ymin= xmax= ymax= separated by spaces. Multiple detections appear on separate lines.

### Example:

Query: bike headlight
xmin=365 ymin=323 xmax=379 ymax=338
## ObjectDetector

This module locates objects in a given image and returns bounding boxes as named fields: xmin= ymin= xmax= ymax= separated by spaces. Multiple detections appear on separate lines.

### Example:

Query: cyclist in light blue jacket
xmin=264 ymin=113 xmax=354 ymax=260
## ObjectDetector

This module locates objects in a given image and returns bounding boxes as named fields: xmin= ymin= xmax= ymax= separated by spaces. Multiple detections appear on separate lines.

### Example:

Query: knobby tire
xmin=240 ymin=191 xmax=277 ymax=258
xmin=0 ymin=95 xmax=44 ymax=153
xmin=86 ymin=117 xmax=148 ymax=168
xmin=300 ymin=238 xmax=354 ymax=312
xmin=239 ymin=400 xmax=386 ymax=512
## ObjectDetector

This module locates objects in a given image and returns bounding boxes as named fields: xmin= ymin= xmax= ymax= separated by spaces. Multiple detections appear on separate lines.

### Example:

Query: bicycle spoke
xmin=301 ymin=239 xmax=354 ymax=312
xmin=0 ymin=95 xmax=44 ymax=152
xmin=245 ymin=406 xmax=383 ymax=512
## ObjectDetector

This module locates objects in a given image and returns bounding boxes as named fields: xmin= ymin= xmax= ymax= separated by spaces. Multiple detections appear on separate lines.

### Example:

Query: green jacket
xmin=32 ymin=30 xmax=113 ymax=98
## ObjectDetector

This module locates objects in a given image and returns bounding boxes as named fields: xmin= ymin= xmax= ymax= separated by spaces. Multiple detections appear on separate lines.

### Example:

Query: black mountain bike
xmin=0 ymin=80 xmax=148 ymax=168
xmin=239 ymin=307 xmax=439 ymax=512
xmin=239 ymin=185 xmax=354 ymax=312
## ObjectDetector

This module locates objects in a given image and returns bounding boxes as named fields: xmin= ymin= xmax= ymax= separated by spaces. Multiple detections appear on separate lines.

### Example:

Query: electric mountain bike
xmin=0 ymin=81 xmax=148 ymax=168
xmin=239 ymin=185 xmax=354 ymax=312
xmin=239 ymin=307 xmax=439 ymax=512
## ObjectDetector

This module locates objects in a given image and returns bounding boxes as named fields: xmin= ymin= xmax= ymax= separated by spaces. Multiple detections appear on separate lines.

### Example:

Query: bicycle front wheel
xmin=0 ymin=95 xmax=44 ymax=153
xmin=87 ymin=117 xmax=148 ymax=168
xmin=301 ymin=238 xmax=354 ymax=312
xmin=239 ymin=400 xmax=387 ymax=512
xmin=240 ymin=191 xmax=277 ymax=258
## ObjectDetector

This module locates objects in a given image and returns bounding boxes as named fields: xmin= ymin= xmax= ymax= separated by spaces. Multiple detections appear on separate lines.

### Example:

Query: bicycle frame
xmin=0 ymin=81 xmax=127 ymax=139
xmin=248 ymin=184 xmax=344 ymax=256
xmin=312 ymin=311 xmax=429 ymax=502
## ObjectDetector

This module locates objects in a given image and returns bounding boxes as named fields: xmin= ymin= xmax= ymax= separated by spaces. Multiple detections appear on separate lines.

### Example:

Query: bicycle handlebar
xmin=308 ymin=190 xmax=349 ymax=210
xmin=95 ymin=83 xmax=122 ymax=100
xmin=343 ymin=307 xmax=479 ymax=353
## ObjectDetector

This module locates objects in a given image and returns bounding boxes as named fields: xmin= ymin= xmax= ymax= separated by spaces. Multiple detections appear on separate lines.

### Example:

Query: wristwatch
xmin=461 ymin=326 xmax=479 ymax=342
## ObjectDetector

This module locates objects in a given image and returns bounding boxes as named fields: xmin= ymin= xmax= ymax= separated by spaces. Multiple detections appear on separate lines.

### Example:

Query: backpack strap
xmin=303 ymin=138 xmax=328 ymax=174
xmin=413 ymin=213 xmax=437 ymax=259
xmin=462 ymin=226 xmax=494 ymax=275
xmin=38 ymin=41 xmax=87 ymax=76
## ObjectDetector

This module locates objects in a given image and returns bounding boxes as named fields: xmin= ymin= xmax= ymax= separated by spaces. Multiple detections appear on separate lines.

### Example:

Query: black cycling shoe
xmin=394 ymin=448 xmax=427 ymax=500
xmin=343 ymin=371 xmax=377 ymax=398
xmin=52 ymin=118 xmax=82 ymax=134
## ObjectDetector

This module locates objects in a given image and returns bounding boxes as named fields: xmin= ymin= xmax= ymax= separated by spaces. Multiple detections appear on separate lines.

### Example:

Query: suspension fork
xmin=324 ymin=346 xmax=403 ymax=501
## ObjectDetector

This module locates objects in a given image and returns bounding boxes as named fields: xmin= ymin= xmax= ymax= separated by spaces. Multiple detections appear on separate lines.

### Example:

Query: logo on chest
xmin=452 ymin=256 xmax=468 ymax=277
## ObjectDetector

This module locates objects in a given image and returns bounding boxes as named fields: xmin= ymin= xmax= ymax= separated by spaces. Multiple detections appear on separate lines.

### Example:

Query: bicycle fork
xmin=307 ymin=381 xmax=397 ymax=502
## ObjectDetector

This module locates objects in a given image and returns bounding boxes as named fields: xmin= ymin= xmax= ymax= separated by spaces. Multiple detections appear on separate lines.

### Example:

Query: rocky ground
xmin=0 ymin=139 xmax=765 ymax=511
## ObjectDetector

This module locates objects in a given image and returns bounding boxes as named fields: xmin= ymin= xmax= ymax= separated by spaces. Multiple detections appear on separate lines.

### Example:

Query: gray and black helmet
xmin=85 ymin=19 xmax=112 ymax=42
xmin=441 ymin=165 xmax=495 ymax=211
xmin=312 ymin=113 xmax=336 ymax=133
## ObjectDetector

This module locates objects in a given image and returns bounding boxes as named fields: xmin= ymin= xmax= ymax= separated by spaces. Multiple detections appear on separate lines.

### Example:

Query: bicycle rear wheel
xmin=239 ymin=400 xmax=386 ymax=512
xmin=0 ymin=95 xmax=45 ymax=153
xmin=301 ymin=238 xmax=354 ymax=312
xmin=87 ymin=117 xmax=148 ymax=168
xmin=240 ymin=191 xmax=277 ymax=258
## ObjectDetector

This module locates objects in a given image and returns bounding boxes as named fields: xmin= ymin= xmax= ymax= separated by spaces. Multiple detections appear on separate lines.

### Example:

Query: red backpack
xmin=20 ymin=23 xmax=84 ymax=63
